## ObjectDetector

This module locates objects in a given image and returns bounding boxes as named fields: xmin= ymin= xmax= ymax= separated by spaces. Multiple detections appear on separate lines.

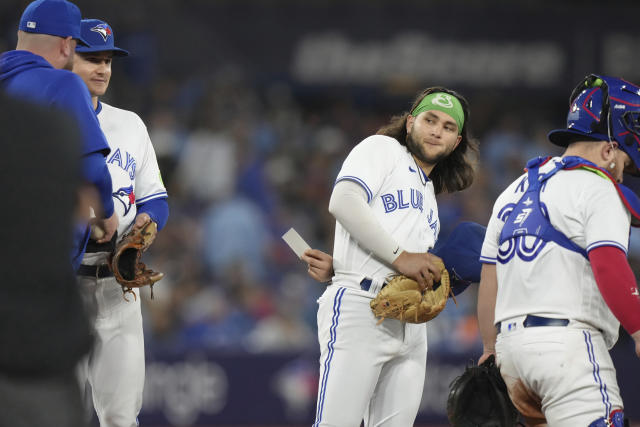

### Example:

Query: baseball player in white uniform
xmin=72 ymin=19 xmax=168 ymax=427
xmin=478 ymin=74 xmax=640 ymax=427
xmin=311 ymin=88 xmax=477 ymax=426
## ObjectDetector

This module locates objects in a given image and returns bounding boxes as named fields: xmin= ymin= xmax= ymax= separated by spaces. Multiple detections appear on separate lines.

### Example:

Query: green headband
xmin=411 ymin=92 xmax=464 ymax=134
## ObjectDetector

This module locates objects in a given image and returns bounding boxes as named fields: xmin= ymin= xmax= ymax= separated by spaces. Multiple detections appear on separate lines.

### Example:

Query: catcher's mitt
xmin=447 ymin=355 xmax=519 ymax=427
xmin=370 ymin=269 xmax=450 ymax=323
xmin=109 ymin=220 xmax=163 ymax=300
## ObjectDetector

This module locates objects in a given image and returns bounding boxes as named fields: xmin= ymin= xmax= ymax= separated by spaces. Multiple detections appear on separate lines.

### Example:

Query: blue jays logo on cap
xmin=76 ymin=19 xmax=129 ymax=56
xmin=91 ymin=23 xmax=112 ymax=42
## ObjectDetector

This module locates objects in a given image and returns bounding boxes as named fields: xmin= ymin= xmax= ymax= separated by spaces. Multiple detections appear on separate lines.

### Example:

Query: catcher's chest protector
xmin=499 ymin=156 xmax=591 ymax=259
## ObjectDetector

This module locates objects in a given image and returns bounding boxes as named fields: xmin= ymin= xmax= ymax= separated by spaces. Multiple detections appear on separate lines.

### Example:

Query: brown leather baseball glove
xmin=109 ymin=220 xmax=163 ymax=300
xmin=370 ymin=269 xmax=451 ymax=323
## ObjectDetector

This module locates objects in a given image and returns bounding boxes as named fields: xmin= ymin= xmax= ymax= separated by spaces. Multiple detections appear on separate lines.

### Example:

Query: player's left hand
xmin=132 ymin=213 xmax=157 ymax=250
xmin=302 ymin=249 xmax=334 ymax=283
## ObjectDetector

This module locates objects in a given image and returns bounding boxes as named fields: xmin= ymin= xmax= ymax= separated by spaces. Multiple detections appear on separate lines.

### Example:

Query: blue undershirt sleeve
xmin=137 ymin=197 xmax=169 ymax=230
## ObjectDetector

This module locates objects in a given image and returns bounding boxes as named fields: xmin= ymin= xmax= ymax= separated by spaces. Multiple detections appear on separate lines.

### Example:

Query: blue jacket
xmin=0 ymin=50 xmax=110 ymax=157
xmin=0 ymin=50 xmax=114 ymax=269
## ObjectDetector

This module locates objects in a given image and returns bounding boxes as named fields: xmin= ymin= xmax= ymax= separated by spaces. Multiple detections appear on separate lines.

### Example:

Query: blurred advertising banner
xmin=125 ymin=2 xmax=640 ymax=92
xmin=291 ymin=32 xmax=564 ymax=88
xmin=138 ymin=343 xmax=638 ymax=426
xmin=139 ymin=352 xmax=464 ymax=426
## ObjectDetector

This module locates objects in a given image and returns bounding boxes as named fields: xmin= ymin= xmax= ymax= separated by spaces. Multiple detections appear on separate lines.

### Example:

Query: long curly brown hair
xmin=376 ymin=87 xmax=478 ymax=194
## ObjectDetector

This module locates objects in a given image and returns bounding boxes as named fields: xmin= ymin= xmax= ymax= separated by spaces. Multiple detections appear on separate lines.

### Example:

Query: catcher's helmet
xmin=548 ymin=74 xmax=640 ymax=175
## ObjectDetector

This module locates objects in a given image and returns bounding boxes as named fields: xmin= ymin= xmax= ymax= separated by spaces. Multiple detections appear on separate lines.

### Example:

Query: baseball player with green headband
xmin=309 ymin=87 xmax=477 ymax=427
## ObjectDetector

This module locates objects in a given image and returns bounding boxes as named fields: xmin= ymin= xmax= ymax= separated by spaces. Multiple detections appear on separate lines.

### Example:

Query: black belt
xmin=360 ymin=278 xmax=373 ymax=291
xmin=77 ymin=264 xmax=113 ymax=278
xmin=360 ymin=278 xmax=389 ymax=292
xmin=495 ymin=315 xmax=569 ymax=334
xmin=84 ymin=231 xmax=118 ymax=254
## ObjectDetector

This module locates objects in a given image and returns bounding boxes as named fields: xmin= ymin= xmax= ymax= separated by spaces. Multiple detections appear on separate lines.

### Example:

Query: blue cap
xmin=18 ymin=0 xmax=89 ymax=46
xmin=432 ymin=221 xmax=486 ymax=296
xmin=76 ymin=19 xmax=129 ymax=57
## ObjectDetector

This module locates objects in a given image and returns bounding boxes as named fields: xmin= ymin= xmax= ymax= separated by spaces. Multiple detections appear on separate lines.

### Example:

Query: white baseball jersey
xmin=332 ymin=134 xmax=440 ymax=289
xmin=77 ymin=101 xmax=166 ymax=426
xmin=480 ymin=157 xmax=630 ymax=348
xmin=86 ymin=101 xmax=167 ymax=256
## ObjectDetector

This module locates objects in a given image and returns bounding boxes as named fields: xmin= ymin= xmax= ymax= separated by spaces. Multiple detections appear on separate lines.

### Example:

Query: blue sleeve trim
xmin=137 ymin=197 xmax=169 ymax=230
xmin=586 ymin=241 xmax=627 ymax=255
xmin=479 ymin=256 xmax=496 ymax=264
xmin=83 ymin=152 xmax=114 ymax=217
xmin=136 ymin=191 xmax=168 ymax=204
xmin=335 ymin=176 xmax=373 ymax=203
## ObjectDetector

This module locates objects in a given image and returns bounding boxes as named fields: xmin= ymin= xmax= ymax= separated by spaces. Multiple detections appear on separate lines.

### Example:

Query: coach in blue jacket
xmin=0 ymin=0 xmax=118 ymax=269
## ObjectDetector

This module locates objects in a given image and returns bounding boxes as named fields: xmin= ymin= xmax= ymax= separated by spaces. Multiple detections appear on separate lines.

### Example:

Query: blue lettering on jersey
xmin=496 ymin=230 xmax=548 ymax=264
xmin=428 ymin=208 xmax=439 ymax=237
xmin=382 ymin=193 xmax=398 ymax=212
xmin=497 ymin=193 xmax=552 ymax=263
xmin=411 ymin=190 xmax=423 ymax=211
xmin=109 ymin=148 xmax=122 ymax=168
xmin=397 ymin=190 xmax=409 ymax=209
xmin=125 ymin=152 xmax=136 ymax=180
xmin=382 ymin=189 xmax=424 ymax=213
xmin=107 ymin=148 xmax=137 ymax=180
xmin=497 ymin=203 xmax=517 ymax=222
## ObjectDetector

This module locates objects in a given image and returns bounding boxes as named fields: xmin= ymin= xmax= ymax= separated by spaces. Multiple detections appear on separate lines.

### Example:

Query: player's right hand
xmin=93 ymin=212 xmax=119 ymax=244
xmin=302 ymin=249 xmax=334 ymax=283
xmin=391 ymin=251 xmax=444 ymax=291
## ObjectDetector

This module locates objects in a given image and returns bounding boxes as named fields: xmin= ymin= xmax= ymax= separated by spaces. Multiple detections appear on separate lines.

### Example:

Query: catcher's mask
xmin=548 ymin=74 xmax=640 ymax=176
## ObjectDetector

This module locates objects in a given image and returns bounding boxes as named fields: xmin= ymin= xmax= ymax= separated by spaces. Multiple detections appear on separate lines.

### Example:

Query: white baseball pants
xmin=77 ymin=275 xmax=145 ymax=427
xmin=313 ymin=285 xmax=428 ymax=427
xmin=496 ymin=318 xmax=623 ymax=426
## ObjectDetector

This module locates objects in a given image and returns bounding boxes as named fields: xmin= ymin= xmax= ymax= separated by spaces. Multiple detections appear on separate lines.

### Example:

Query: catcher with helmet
xmin=478 ymin=75 xmax=640 ymax=426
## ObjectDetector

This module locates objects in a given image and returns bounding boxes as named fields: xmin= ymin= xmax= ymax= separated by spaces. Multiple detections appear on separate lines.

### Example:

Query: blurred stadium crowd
xmin=2 ymin=0 xmax=639 ymax=360
xmin=136 ymin=76 xmax=564 ymax=357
